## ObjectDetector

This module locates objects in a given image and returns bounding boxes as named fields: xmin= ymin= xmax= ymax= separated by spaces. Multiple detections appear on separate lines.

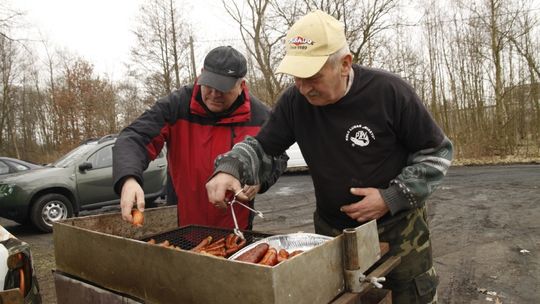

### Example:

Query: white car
xmin=0 ymin=225 xmax=41 ymax=303
xmin=285 ymin=142 xmax=308 ymax=170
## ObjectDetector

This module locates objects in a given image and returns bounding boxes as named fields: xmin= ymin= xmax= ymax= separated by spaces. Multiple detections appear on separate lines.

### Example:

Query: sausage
xmin=225 ymin=234 xmax=242 ymax=249
xmin=269 ymin=249 xmax=278 ymax=265
xmin=191 ymin=236 xmax=213 ymax=252
xmin=225 ymin=238 xmax=245 ymax=255
xmin=225 ymin=233 xmax=236 ymax=249
xmin=235 ymin=243 xmax=269 ymax=263
xmin=277 ymin=248 xmax=289 ymax=263
xmin=258 ymin=248 xmax=277 ymax=266
xmin=288 ymin=250 xmax=304 ymax=258
xmin=225 ymin=237 xmax=247 ymax=256
xmin=131 ymin=209 xmax=144 ymax=227
xmin=278 ymin=248 xmax=289 ymax=258
xmin=204 ymin=237 xmax=226 ymax=251
xmin=230 ymin=235 xmax=240 ymax=248
xmin=158 ymin=240 xmax=170 ymax=247
xmin=225 ymin=246 xmax=238 ymax=256
xmin=236 ymin=238 xmax=246 ymax=249
xmin=202 ymin=247 xmax=226 ymax=257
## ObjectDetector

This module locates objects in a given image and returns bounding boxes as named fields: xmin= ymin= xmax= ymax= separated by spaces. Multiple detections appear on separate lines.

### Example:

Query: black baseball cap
xmin=198 ymin=46 xmax=247 ymax=92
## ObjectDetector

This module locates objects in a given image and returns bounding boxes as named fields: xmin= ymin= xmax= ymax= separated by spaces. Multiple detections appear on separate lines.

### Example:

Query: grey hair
xmin=235 ymin=77 xmax=244 ymax=86
xmin=327 ymin=45 xmax=351 ymax=66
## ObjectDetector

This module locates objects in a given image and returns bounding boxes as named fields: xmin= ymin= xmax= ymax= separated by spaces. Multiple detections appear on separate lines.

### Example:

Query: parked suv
xmin=0 ymin=135 xmax=167 ymax=232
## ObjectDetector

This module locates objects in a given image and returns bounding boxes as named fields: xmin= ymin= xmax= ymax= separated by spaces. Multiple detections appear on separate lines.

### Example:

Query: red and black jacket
xmin=113 ymin=83 xmax=280 ymax=229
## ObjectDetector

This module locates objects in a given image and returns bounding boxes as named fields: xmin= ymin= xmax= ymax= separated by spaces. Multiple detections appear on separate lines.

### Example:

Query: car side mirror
xmin=78 ymin=162 xmax=93 ymax=172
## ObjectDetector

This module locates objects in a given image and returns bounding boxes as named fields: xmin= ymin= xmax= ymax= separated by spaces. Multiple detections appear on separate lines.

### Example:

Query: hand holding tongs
xmin=226 ymin=189 xmax=264 ymax=239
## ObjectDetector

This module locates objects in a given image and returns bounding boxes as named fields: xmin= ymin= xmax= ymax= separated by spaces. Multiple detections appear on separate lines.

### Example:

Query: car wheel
xmin=30 ymin=193 xmax=74 ymax=233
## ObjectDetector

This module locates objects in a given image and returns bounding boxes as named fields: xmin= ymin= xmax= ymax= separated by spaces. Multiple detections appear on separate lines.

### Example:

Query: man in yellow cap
xmin=206 ymin=10 xmax=453 ymax=303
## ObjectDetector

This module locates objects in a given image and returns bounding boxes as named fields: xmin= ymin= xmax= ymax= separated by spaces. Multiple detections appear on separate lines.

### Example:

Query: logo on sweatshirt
xmin=345 ymin=124 xmax=375 ymax=147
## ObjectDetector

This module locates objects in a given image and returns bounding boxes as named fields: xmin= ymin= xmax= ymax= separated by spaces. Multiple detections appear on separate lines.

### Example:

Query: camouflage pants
xmin=314 ymin=207 xmax=438 ymax=304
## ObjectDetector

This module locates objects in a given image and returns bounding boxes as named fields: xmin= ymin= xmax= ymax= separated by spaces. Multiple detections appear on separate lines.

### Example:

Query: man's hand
xmin=120 ymin=177 xmax=145 ymax=223
xmin=206 ymin=173 xmax=243 ymax=209
xmin=340 ymin=187 xmax=389 ymax=222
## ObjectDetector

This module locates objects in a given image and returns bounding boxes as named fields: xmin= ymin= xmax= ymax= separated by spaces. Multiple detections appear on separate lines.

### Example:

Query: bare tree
xmin=130 ymin=0 xmax=192 ymax=100
xmin=51 ymin=58 xmax=117 ymax=151
xmin=0 ymin=1 xmax=24 ymax=42
xmin=504 ymin=6 xmax=540 ymax=147
xmin=115 ymin=79 xmax=150 ymax=129
xmin=468 ymin=0 xmax=532 ymax=154
xmin=223 ymin=0 xmax=288 ymax=104
xmin=0 ymin=10 xmax=23 ymax=157
xmin=224 ymin=0 xmax=400 ymax=104
xmin=278 ymin=0 xmax=399 ymax=64
xmin=2 ymin=0 xmax=539 ymax=164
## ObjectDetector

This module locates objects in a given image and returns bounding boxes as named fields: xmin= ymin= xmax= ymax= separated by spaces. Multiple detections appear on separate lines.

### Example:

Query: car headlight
xmin=0 ymin=184 xmax=15 ymax=198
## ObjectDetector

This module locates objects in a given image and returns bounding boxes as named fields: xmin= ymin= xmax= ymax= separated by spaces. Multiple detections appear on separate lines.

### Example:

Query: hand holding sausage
xmin=120 ymin=177 xmax=145 ymax=223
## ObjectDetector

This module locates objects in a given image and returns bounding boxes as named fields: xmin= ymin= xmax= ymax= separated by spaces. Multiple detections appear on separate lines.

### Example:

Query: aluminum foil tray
xmin=228 ymin=232 xmax=333 ymax=260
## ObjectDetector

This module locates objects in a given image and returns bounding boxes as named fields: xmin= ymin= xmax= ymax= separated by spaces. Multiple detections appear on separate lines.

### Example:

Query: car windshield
xmin=52 ymin=143 xmax=98 ymax=167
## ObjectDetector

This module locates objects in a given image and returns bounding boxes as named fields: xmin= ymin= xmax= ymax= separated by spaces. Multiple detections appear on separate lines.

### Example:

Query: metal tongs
xmin=226 ymin=189 xmax=264 ymax=239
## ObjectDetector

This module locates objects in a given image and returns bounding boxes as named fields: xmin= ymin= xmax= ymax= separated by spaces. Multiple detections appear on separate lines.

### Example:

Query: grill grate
xmin=141 ymin=225 xmax=272 ymax=251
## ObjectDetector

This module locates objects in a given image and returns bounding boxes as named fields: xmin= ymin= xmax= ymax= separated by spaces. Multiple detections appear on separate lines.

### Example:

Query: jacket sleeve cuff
xmin=380 ymin=184 xmax=412 ymax=215
xmin=212 ymin=156 xmax=243 ymax=182
xmin=113 ymin=175 xmax=143 ymax=195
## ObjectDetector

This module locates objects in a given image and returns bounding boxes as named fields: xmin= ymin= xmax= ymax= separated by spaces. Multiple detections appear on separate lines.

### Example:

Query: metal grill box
xmin=53 ymin=206 xmax=345 ymax=304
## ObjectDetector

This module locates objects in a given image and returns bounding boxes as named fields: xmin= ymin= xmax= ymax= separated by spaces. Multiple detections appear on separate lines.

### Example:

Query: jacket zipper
xmin=230 ymin=126 xmax=236 ymax=148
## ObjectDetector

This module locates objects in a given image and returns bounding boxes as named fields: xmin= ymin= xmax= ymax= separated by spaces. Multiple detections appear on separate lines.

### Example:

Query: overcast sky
xmin=11 ymin=0 xmax=238 ymax=80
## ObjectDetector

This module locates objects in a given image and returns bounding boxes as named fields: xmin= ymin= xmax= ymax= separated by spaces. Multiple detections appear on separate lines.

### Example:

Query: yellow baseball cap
xmin=276 ymin=10 xmax=346 ymax=78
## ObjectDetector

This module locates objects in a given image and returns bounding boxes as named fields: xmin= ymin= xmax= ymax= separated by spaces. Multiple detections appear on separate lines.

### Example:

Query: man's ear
xmin=340 ymin=54 xmax=353 ymax=76
xmin=238 ymin=79 xmax=246 ymax=95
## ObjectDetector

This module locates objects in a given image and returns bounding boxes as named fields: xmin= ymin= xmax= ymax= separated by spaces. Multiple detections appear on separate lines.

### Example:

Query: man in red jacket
xmin=113 ymin=46 xmax=287 ymax=229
